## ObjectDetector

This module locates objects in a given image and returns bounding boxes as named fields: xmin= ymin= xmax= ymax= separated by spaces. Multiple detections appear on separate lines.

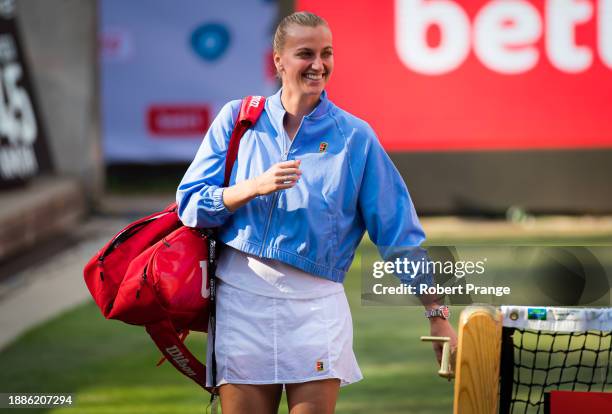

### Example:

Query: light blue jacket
xmin=177 ymin=89 xmax=430 ymax=285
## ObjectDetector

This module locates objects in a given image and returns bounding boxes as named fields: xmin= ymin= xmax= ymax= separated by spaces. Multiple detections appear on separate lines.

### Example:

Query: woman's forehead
xmin=284 ymin=25 xmax=333 ymax=49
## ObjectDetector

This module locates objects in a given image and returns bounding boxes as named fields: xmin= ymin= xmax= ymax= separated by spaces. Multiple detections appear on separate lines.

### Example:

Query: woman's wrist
xmin=428 ymin=316 xmax=450 ymax=325
xmin=248 ymin=178 xmax=260 ymax=198
xmin=222 ymin=179 xmax=259 ymax=212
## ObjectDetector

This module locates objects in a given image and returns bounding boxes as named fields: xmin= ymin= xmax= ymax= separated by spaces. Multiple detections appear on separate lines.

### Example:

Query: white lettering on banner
xmin=0 ymin=57 xmax=39 ymax=180
xmin=547 ymin=0 xmax=593 ymax=73
xmin=0 ymin=35 xmax=17 ymax=63
xmin=395 ymin=0 xmax=612 ymax=75
xmin=156 ymin=114 xmax=201 ymax=129
xmin=599 ymin=0 xmax=612 ymax=66
xmin=0 ymin=146 xmax=38 ymax=179
xmin=0 ymin=0 xmax=16 ymax=19
xmin=165 ymin=345 xmax=197 ymax=377
xmin=0 ymin=63 xmax=37 ymax=146
xmin=395 ymin=0 xmax=470 ymax=75
xmin=474 ymin=0 xmax=541 ymax=74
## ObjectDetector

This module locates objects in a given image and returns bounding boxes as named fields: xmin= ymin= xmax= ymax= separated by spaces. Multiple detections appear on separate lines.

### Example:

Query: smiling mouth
xmin=303 ymin=72 xmax=326 ymax=81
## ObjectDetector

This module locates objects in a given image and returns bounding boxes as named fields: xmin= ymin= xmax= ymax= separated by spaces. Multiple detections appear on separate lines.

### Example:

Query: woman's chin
xmin=301 ymin=83 xmax=325 ymax=95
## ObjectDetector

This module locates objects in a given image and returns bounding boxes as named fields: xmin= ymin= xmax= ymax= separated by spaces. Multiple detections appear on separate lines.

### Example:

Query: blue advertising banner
xmin=100 ymin=0 xmax=278 ymax=163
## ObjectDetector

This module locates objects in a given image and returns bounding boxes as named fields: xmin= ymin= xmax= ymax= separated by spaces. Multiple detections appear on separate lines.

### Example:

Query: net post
xmin=453 ymin=305 xmax=503 ymax=414
xmin=498 ymin=326 xmax=516 ymax=414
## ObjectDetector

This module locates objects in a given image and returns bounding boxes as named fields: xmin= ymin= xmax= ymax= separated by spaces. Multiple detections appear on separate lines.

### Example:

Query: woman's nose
xmin=311 ymin=56 xmax=323 ymax=71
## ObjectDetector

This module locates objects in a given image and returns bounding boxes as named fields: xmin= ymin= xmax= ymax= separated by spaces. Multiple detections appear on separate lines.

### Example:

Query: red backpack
xmin=83 ymin=96 xmax=265 ymax=391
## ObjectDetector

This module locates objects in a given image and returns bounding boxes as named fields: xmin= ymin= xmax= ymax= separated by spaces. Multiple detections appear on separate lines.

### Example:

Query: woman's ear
xmin=273 ymin=52 xmax=283 ymax=73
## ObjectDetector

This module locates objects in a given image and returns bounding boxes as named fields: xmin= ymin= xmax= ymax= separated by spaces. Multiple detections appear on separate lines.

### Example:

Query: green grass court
xmin=1 ymin=234 xmax=610 ymax=413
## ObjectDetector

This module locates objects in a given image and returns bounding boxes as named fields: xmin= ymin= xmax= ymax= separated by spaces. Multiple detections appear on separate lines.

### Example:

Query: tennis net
xmin=498 ymin=306 xmax=612 ymax=414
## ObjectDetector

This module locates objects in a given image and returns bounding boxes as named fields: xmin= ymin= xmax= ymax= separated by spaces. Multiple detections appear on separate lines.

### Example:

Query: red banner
xmin=297 ymin=0 xmax=612 ymax=151
xmin=147 ymin=105 xmax=210 ymax=137
xmin=548 ymin=391 xmax=612 ymax=413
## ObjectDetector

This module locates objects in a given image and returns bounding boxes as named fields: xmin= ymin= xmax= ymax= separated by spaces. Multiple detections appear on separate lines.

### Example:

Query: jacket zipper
xmin=258 ymin=116 xmax=306 ymax=257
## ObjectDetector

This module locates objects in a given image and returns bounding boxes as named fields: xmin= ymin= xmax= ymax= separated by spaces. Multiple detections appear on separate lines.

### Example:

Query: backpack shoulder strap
xmin=223 ymin=96 xmax=266 ymax=187
xmin=146 ymin=318 xmax=211 ymax=392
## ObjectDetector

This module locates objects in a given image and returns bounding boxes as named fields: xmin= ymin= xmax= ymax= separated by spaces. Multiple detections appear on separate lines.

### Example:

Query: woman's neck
xmin=281 ymin=88 xmax=321 ymax=140
xmin=280 ymin=88 xmax=320 ymax=120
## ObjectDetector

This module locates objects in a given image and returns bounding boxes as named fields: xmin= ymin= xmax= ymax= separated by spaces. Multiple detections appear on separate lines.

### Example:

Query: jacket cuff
xmin=212 ymin=187 xmax=232 ymax=217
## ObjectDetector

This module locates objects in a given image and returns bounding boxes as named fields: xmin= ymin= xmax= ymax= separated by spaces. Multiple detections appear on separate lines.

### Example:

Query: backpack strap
xmin=146 ymin=318 xmax=211 ymax=392
xmin=223 ymin=96 xmax=266 ymax=186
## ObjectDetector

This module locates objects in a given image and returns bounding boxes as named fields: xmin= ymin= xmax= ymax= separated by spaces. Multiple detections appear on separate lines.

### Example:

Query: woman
xmin=177 ymin=11 xmax=457 ymax=414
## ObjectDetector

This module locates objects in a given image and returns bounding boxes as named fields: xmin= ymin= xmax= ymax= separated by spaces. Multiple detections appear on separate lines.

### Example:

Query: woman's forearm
xmin=222 ymin=160 xmax=301 ymax=212
xmin=222 ymin=179 xmax=259 ymax=212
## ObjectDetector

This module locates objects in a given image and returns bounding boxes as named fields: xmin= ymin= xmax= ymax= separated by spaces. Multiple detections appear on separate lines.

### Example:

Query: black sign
xmin=0 ymin=0 xmax=52 ymax=188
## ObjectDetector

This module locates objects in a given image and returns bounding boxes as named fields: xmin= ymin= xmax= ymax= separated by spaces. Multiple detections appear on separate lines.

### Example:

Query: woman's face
xmin=274 ymin=24 xmax=334 ymax=98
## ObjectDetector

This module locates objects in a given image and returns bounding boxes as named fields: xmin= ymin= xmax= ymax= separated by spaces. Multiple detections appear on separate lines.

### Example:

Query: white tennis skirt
xmin=206 ymin=280 xmax=363 ymax=387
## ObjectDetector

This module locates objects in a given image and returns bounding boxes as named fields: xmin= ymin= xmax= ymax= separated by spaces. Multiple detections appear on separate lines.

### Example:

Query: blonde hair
xmin=273 ymin=11 xmax=329 ymax=54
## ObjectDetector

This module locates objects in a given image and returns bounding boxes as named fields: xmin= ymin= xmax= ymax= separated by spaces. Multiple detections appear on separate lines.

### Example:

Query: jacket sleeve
xmin=176 ymin=100 xmax=241 ymax=228
xmin=357 ymin=131 xmax=434 ymax=288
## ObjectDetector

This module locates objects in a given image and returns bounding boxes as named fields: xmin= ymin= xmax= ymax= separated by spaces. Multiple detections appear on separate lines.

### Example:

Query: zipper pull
xmin=136 ymin=266 xmax=148 ymax=299
xmin=97 ymin=259 xmax=104 ymax=281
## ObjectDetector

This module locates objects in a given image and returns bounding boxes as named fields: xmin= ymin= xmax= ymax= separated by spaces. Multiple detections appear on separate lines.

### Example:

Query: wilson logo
xmin=166 ymin=345 xmax=197 ymax=377
xmin=249 ymin=96 xmax=263 ymax=108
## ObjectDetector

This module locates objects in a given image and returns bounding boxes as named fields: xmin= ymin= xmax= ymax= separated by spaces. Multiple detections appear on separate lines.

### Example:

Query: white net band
xmin=501 ymin=306 xmax=612 ymax=332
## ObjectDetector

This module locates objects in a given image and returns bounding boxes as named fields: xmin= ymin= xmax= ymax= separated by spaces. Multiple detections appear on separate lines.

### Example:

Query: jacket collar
xmin=268 ymin=88 xmax=331 ymax=122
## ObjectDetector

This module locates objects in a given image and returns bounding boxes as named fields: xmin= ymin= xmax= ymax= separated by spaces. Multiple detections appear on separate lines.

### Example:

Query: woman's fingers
xmin=254 ymin=160 xmax=302 ymax=195
xmin=273 ymin=161 xmax=301 ymax=185
xmin=274 ymin=179 xmax=297 ymax=187
xmin=277 ymin=182 xmax=297 ymax=190
xmin=274 ymin=173 xmax=301 ymax=183
xmin=274 ymin=162 xmax=301 ymax=177
xmin=276 ymin=159 xmax=301 ymax=169
xmin=274 ymin=167 xmax=301 ymax=176
xmin=273 ymin=173 xmax=300 ymax=181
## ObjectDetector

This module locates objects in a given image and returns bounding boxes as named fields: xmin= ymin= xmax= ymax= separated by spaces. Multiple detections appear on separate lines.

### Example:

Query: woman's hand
xmin=222 ymin=160 xmax=302 ymax=212
xmin=253 ymin=160 xmax=302 ymax=196
xmin=429 ymin=318 xmax=458 ymax=365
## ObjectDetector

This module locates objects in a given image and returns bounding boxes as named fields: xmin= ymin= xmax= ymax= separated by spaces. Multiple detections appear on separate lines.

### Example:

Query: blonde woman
xmin=177 ymin=11 xmax=457 ymax=414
